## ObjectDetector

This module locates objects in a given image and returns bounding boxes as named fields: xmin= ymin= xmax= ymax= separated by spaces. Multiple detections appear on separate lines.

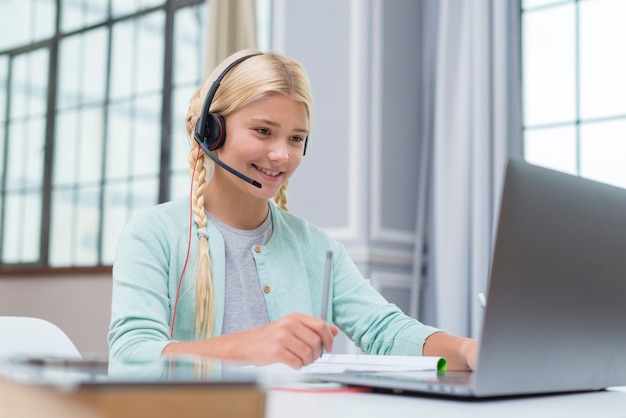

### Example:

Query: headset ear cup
xmin=195 ymin=54 xmax=260 ymax=153
xmin=206 ymin=113 xmax=227 ymax=150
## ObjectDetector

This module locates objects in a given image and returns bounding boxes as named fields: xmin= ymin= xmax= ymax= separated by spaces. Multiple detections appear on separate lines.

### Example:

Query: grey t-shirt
xmin=206 ymin=210 xmax=272 ymax=335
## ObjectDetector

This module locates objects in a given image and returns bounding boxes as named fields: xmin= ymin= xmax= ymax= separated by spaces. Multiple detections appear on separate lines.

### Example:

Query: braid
xmin=188 ymin=148 xmax=215 ymax=338
xmin=274 ymin=182 xmax=289 ymax=211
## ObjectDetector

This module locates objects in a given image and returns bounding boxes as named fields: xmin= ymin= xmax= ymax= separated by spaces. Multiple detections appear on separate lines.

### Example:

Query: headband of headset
xmin=193 ymin=53 xmax=308 ymax=155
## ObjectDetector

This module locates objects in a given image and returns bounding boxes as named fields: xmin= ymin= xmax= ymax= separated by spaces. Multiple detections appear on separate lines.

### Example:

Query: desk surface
xmin=3 ymin=357 xmax=626 ymax=418
xmin=267 ymin=387 xmax=626 ymax=418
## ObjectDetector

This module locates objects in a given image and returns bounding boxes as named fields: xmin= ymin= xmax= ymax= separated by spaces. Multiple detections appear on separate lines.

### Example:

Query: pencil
xmin=321 ymin=250 xmax=333 ymax=322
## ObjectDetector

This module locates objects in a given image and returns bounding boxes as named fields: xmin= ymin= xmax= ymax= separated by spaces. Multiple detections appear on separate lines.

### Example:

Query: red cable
xmin=170 ymin=145 xmax=202 ymax=338
xmin=270 ymin=387 xmax=371 ymax=394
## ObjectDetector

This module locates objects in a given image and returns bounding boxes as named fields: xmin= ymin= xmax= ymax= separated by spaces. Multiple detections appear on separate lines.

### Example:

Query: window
xmin=522 ymin=0 xmax=626 ymax=188
xmin=0 ymin=0 xmax=271 ymax=271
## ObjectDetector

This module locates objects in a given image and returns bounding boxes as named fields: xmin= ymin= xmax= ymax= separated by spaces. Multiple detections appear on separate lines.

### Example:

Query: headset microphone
xmin=195 ymin=140 xmax=262 ymax=188
xmin=193 ymin=53 xmax=263 ymax=189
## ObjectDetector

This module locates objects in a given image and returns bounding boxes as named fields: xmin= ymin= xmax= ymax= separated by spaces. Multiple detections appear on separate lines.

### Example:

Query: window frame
xmin=521 ymin=0 xmax=626 ymax=186
xmin=0 ymin=0 xmax=207 ymax=275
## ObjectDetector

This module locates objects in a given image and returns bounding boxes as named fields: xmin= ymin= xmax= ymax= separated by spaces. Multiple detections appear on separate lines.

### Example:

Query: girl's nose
xmin=268 ymin=140 xmax=289 ymax=162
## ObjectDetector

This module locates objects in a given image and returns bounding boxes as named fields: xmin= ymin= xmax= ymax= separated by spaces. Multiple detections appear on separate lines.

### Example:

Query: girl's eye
xmin=290 ymin=136 xmax=304 ymax=143
xmin=256 ymin=128 xmax=270 ymax=135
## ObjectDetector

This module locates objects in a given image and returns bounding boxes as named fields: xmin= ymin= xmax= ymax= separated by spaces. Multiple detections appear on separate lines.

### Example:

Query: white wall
xmin=275 ymin=0 xmax=425 ymax=317
xmin=0 ymin=274 xmax=112 ymax=354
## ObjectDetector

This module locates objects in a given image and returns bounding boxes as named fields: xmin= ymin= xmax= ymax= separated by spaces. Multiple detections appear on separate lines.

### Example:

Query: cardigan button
xmin=263 ymin=285 xmax=271 ymax=293
xmin=254 ymin=246 xmax=262 ymax=253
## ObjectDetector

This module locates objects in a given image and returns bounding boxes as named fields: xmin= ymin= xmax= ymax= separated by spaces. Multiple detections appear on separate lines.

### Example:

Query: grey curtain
xmin=416 ymin=0 xmax=522 ymax=338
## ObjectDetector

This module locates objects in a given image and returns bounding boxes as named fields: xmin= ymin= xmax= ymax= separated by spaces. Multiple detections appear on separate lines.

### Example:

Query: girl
xmin=108 ymin=49 xmax=478 ymax=370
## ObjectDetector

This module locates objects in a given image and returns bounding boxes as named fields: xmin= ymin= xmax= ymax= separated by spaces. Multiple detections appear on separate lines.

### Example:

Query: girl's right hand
xmin=162 ymin=312 xmax=339 ymax=369
xmin=232 ymin=312 xmax=339 ymax=368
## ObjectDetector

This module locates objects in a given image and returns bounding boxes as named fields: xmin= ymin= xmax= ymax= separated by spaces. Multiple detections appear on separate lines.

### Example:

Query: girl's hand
xmin=423 ymin=332 xmax=480 ymax=371
xmin=163 ymin=312 xmax=339 ymax=369
xmin=233 ymin=312 xmax=339 ymax=368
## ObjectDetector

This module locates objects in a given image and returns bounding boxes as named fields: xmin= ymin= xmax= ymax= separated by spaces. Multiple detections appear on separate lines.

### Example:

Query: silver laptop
xmin=313 ymin=158 xmax=626 ymax=398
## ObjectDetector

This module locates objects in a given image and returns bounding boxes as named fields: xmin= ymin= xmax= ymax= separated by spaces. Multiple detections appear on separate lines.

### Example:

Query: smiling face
xmin=211 ymin=93 xmax=309 ymax=202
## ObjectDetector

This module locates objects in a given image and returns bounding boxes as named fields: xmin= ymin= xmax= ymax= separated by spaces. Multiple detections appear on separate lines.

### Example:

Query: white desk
xmin=3 ymin=357 xmax=626 ymax=418
xmin=267 ymin=387 xmax=626 ymax=418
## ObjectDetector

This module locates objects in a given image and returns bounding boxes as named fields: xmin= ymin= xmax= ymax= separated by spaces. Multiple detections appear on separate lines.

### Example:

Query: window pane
xmin=49 ymin=188 xmax=74 ymax=266
xmin=522 ymin=3 xmax=576 ymax=126
xmin=101 ymin=178 xmax=157 ymax=263
xmin=50 ymin=184 xmax=102 ymax=267
xmin=10 ymin=50 xmax=49 ymax=119
xmin=33 ymin=0 xmax=57 ymax=41
xmin=170 ymin=85 xmax=195 ymax=173
xmin=6 ymin=122 xmax=26 ymax=191
xmin=0 ymin=197 xmax=3 ymax=252
xmin=524 ymin=125 xmax=577 ymax=175
xmin=0 ymin=55 xmax=7 ymax=122
xmin=112 ymin=0 xmax=165 ymax=18
xmin=106 ymin=95 xmax=161 ymax=179
xmin=132 ymin=95 xmax=161 ymax=177
xmin=110 ymin=12 xmax=164 ymax=99
xmin=580 ymin=120 xmax=626 ymax=188
xmin=53 ymin=110 xmax=79 ymax=186
xmin=110 ymin=21 xmax=134 ymax=100
xmin=78 ymin=107 xmax=105 ymax=184
xmin=22 ymin=191 xmax=43 ymax=262
xmin=131 ymin=177 xmax=158 ymax=216
xmin=579 ymin=0 xmax=626 ymax=120
xmin=6 ymin=117 xmax=46 ymax=192
xmin=2 ymin=191 xmax=41 ymax=263
xmin=57 ymin=28 xmax=108 ymax=109
xmin=170 ymin=172 xmax=190 ymax=201
xmin=0 ymin=126 xmax=4 ymax=187
xmin=75 ymin=185 xmax=101 ymax=265
xmin=0 ymin=1 xmax=32 ymax=50
xmin=53 ymin=107 xmax=104 ymax=187
xmin=102 ymin=182 xmax=128 ymax=264
xmin=0 ymin=0 xmax=57 ymax=50
xmin=173 ymin=4 xmax=207 ymax=85
xmin=82 ymin=29 xmax=109 ymax=104
xmin=61 ymin=0 xmax=110 ymax=32
xmin=21 ymin=190 xmax=41 ymax=262
xmin=25 ymin=117 xmax=46 ymax=189
xmin=3 ymin=194 xmax=22 ymax=262
xmin=523 ymin=0 xmax=572 ymax=10
xmin=106 ymin=101 xmax=132 ymax=180
xmin=0 ymin=56 xmax=6 ymax=185
xmin=57 ymin=36 xmax=81 ymax=109
xmin=136 ymin=12 xmax=165 ymax=95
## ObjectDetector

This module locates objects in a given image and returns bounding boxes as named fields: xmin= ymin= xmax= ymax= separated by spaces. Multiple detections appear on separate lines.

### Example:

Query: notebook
xmin=312 ymin=158 xmax=626 ymax=398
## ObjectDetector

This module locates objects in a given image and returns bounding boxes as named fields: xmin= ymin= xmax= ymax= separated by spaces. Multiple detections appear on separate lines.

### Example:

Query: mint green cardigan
xmin=108 ymin=197 xmax=440 ymax=362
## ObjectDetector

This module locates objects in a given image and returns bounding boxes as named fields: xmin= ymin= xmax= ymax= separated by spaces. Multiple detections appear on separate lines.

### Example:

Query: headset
xmin=193 ymin=53 xmax=308 ymax=189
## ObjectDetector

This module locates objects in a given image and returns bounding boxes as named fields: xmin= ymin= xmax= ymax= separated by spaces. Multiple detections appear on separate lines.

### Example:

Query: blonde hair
xmin=184 ymin=49 xmax=314 ymax=338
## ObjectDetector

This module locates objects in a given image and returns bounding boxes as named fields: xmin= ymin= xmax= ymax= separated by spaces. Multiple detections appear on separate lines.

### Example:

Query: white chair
xmin=0 ymin=316 xmax=81 ymax=359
